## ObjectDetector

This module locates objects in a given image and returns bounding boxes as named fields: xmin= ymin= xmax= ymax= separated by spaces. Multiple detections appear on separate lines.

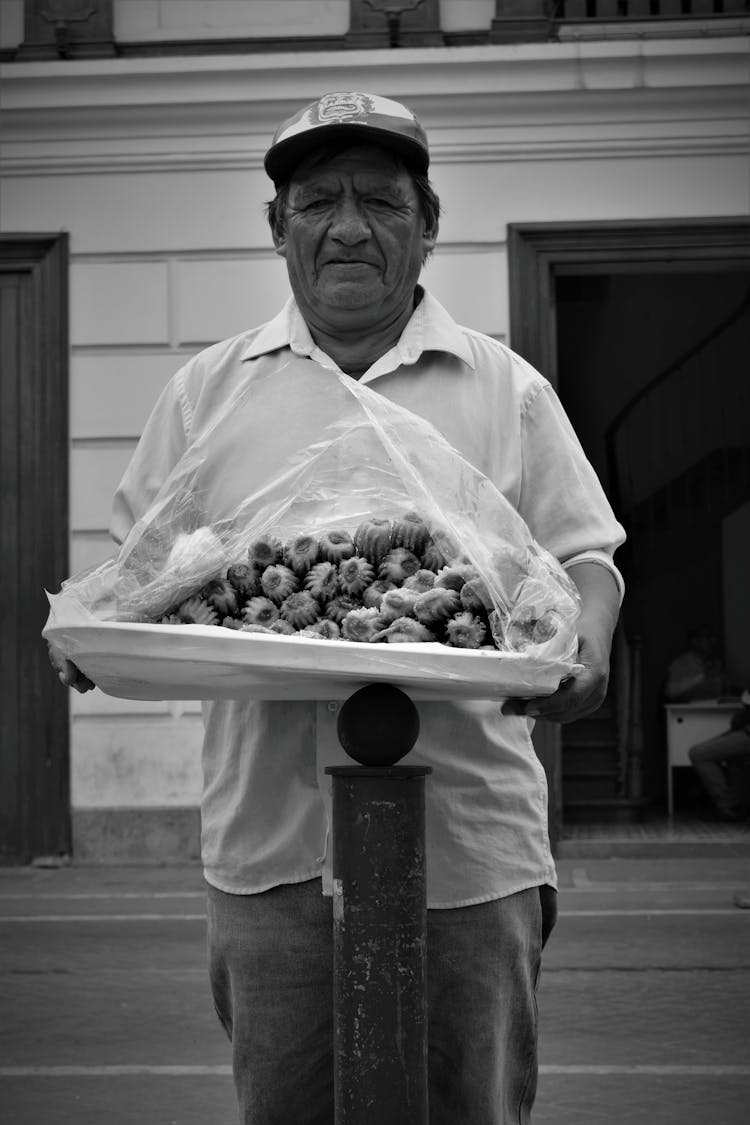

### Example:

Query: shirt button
xmin=327 ymin=701 xmax=339 ymax=713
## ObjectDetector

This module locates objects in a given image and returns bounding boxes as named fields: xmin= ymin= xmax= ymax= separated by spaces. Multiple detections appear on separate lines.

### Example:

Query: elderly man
xmin=50 ymin=92 xmax=625 ymax=1124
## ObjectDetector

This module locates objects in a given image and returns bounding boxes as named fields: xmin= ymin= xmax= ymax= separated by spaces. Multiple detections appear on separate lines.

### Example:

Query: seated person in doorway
xmin=689 ymin=689 xmax=750 ymax=822
xmin=664 ymin=626 xmax=728 ymax=703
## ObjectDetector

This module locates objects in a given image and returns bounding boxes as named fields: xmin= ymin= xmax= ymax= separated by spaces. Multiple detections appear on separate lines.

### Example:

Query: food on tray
xmin=242 ymin=596 xmax=279 ymax=627
xmin=378 ymin=587 xmax=420 ymax=624
xmin=226 ymin=563 xmax=261 ymax=598
xmin=362 ymin=579 xmax=396 ymax=608
xmin=270 ymin=619 xmax=296 ymax=635
xmin=390 ymin=512 xmax=430 ymax=556
xmin=284 ymin=534 xmax=320 ymax=576
xmin=402 ymin=569 xmax=436 ymax=593
xmin=159 ymin=595 xmax=219 ymax=627
xmin=338 ymin=557 xmax=375 ymax=596
xmin=374 ymin=617 xmax=436 ymax=644
xmin=146 ymin=514 xmax=567 ymax=653
xmin=353 ymin=518 xmax=392 ymax=567
xmin=445 ymin=612 xmax=487 ymax=650
xmin=413 ymin=587 xmax=461 ymax=633
xmin=279 ymin=590 xmax=320 ymax=629
xmin=378 ymin=547 xmax=421 ymax=584
xmin=201 ymin=578 xmax=240 ymax=618
xmin=325 ymin=593 xmax=363 ymax=625
xmin=247 ymin=535 xmax=284 ymax=572
xmin=319 ymin=529 xmax=356 ymax=563
xmin=298 ymin=619 xmax=341 ymax=640
xmin=304 ymin=561 xmax=340 ymax=603
xmin=341 ymin=607 xmax=382 ymax=642
xmin=260 ymin=564 xmax=299 ymax=604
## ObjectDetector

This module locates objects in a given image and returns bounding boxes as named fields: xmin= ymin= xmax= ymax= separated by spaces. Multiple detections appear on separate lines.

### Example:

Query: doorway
xmin=0 ymin=234 xmax=70 ymax=862
xmin=508 ymin=219 xmax=750 ymax=831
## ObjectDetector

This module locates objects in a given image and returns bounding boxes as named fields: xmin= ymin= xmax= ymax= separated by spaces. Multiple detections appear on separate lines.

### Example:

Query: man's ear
xmin=421 ymin=220 xmax=438 ymax=261
xmin=272 ymin=231 xmax=288 ymax=259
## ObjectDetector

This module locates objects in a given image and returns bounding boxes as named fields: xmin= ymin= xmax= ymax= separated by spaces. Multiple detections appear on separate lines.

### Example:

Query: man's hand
xmin=501 ymin=629 xmax=610 ymax=723
xmin=501 ymin=561 xmax=621 ymax=725
xmin=47 ymin=643 xmax=95 ymax=693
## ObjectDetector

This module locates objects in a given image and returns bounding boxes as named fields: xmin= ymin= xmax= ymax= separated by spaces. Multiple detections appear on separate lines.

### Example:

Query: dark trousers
xmin=207 ymin=878 xmax=555 ymax=1125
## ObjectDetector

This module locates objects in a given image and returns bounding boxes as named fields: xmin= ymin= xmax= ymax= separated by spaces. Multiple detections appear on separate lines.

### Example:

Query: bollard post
xmin=325 ymin=683 xmax=431 ymax=1125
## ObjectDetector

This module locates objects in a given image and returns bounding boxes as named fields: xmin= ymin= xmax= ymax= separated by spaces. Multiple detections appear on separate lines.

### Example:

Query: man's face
xmin=273 ymin=145 xmax=437 ymax=333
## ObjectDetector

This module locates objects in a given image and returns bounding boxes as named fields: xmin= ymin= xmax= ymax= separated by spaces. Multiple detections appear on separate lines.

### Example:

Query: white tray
xmin=44 ymin=621 xmax=580 ymax=702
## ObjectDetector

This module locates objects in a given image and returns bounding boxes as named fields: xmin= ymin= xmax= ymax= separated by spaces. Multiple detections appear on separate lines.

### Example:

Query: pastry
xmin=341 ymin=607 xmax=383 ymax=642
xmin=325 ymin=594 xmax=363 ymax=625
xmin=445 ymin=612 xmax=487 ymax=649
xmin=261 ymin=564 xmax=299 ymax=604
xmin=390 ymin=512 xmax=430 ymax=556
xmin=279 ymin=591 xmax=320 ymax=629
xmin=353 ymin=518 xmax=392 ymax=567
xmin=378 ymin=548 xmax=422 ymax=584
xmin=247 ymin=535 xmax=283 ymax=572
xmin=226 ymin=563 xmax=261 ymax=599
xmin=284 ymin=534 xmax=320 ymax=576
xmin=318 ymin=529 xmax=356 ymax=564
xmin=298 ymin=619 xmax=341 ymax=640
xmin=338 ymin=557 xmax=375 ymax=597
xmin=242 ymin=596 xmax=280 ymax=627
xmin=201 ymin=578 xmax=239 ymax=618
xmin=304 ymin=561 xmax=340 ymax=603
xmin=413 ymin=587 xmax=461 ymax=630
xmin=362 ymin=579 xmax=397 ymax=609
xmin=402 ymin=569 xmax=436 ymax=593
xmin=373 ymin=617 xmax=437 ymax=644
xmin=378 ymin=587 xmax=419 ymax=624
xmin=173 ymin=596 xmax=218 ymax=626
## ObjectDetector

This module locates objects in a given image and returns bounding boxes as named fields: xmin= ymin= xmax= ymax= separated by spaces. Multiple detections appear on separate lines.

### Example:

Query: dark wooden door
xmin=0 ymin=235 xmax=70 ymax=862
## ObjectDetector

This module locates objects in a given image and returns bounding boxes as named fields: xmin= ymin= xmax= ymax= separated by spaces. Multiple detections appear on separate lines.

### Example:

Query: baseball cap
xmin=264 ymin=92 xmax=430 ymax=185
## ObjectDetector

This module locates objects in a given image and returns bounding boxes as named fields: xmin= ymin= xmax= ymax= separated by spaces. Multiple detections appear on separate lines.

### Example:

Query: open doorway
xmin=508 ymin=220 xmax=750 ymax=833
xmin=557 ymin=269 xmax=750 ymax=818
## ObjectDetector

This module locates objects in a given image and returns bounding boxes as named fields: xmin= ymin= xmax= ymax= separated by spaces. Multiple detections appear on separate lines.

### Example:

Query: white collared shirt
xmin=111 ymin=290 xmax=625 ymax=906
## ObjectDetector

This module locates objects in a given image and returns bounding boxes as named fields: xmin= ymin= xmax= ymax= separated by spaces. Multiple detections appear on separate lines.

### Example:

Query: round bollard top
xmin=337 ymin=683 xmax=420 ymax=767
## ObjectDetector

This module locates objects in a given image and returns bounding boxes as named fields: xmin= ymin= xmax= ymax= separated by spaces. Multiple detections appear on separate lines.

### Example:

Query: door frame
xmin=1 ymin=233 xmax=70 ymax=862
xmin=507 ymin=217 xmax=750 ymax=845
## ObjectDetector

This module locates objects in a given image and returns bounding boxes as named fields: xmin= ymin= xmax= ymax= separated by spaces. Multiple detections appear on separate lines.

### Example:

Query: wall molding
xmin=1 ymin=39 xmax=747 ymax=176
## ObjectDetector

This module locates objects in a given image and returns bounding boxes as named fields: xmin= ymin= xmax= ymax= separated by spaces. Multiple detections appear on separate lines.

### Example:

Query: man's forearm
xmin=565 ymin=561 xmax=622 ymax=659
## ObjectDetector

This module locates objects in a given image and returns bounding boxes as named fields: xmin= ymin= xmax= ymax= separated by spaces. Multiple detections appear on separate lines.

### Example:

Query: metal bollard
xmin=326 ymin=683 xmax=431 ymax=1125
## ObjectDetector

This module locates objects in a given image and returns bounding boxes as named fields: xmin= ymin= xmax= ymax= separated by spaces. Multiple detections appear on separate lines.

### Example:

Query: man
xmin=664 ymin=626 xmax=727 ymax=703
xmin=49 ymin=92 xmax=625 ymax=1124
xmin=688 ymin=689 xmax=750 ymax=822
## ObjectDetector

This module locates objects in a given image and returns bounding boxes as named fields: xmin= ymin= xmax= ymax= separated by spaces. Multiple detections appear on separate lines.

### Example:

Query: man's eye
xmin=302 ymin=198 xmax=330 ymax=211
xmin=366 ymin=197 xmax=396 ymax=208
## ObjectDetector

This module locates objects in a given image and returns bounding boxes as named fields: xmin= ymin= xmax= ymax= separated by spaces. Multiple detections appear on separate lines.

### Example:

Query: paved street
xmin=1 ymin=856 xmax=748 ymax=1124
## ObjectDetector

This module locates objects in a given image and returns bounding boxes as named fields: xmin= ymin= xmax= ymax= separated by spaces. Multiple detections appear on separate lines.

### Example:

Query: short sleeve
xmin=518 ymin=381 xmax=626 ymax=586
xmin=109 ymin=369 xmax=191 ymax=546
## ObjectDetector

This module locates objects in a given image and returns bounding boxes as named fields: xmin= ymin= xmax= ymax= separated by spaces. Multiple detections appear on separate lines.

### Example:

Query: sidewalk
xmin=1 ymin=855 xmax=749 ymax=1124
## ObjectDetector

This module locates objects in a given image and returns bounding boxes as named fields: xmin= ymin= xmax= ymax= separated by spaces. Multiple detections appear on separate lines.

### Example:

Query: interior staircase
xmin=562 ymin=718 xmax=650 ymax=824
xmin=561 ymin=638 xmax=648 ymax=825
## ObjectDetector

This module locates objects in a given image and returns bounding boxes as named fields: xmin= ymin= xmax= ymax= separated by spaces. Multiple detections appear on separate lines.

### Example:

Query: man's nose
xmin=329 ymin=198 xmax=371 ymax=244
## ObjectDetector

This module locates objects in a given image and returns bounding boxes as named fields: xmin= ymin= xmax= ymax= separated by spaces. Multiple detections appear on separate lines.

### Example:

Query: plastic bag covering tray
xmin=45 ymin=621 xmax=581 ymax=703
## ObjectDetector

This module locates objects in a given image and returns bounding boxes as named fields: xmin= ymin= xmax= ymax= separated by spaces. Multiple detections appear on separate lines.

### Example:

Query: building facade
xmin=1 ymin=0 xmax=749 ymax=861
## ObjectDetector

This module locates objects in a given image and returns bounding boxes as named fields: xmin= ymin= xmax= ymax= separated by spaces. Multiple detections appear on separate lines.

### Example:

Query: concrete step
xmin=564 ymin=770 xmax=622 ymax=801
xmin=564 ymin=796 xmax=649 ymax=826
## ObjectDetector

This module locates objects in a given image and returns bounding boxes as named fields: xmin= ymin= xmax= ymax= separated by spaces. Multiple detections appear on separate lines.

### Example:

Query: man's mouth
xmin=323 ymin=258 xmax=377 ymax=268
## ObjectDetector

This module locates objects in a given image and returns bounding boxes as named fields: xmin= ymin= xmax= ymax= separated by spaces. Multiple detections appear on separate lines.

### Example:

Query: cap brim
xmin=264 ymin=122 xmax=429 ymax=185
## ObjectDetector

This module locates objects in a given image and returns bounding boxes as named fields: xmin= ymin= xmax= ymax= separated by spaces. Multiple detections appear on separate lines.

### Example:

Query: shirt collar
xmin=240 ymin=288 xmax=476 ymax=375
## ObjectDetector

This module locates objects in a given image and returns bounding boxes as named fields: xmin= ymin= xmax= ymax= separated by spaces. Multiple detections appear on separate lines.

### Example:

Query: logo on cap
xmin=316 ymin=92 xmax=376 ymax=125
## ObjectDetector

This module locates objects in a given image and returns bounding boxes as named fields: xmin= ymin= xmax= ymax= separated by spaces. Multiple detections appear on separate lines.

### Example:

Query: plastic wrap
xmin=44 ymin=358 xmax=581 ymax=701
